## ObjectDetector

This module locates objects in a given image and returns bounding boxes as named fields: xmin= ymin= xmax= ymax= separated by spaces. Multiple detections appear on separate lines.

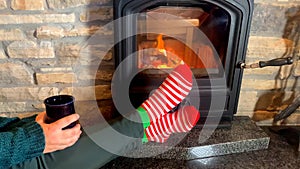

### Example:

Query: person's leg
xmin=12 ymin=111 xmax=144 ymax=169
xmin=11 ymin=64 xmax=195 ymax=169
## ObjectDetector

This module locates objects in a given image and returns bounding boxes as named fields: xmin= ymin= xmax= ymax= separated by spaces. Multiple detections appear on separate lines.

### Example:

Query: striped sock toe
xmin=145 ymin=105 xmax=200 ymax=143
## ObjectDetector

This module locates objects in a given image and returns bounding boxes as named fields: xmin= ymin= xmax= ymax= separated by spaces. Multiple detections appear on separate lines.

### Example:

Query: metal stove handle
xmin=259 ymin=57 xmax=294 ymax=68
xmin=239 ymin=57 xmax=294 ymax=69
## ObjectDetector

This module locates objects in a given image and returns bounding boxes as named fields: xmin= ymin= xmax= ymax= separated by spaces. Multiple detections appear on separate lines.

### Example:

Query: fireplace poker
xmin=240 ymin=56 xmax=300 ymax=151
xmin=273 ymin=97 xmax=300 ymax=122
xmin=239 ymin=56 xmax=300 ymax=123
xmin=239 ymin=57 xmax=294 ymax=69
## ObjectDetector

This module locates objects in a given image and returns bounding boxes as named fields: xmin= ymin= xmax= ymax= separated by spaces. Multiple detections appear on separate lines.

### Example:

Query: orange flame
xmin=157 ymin=34 xmax=167 ymax=56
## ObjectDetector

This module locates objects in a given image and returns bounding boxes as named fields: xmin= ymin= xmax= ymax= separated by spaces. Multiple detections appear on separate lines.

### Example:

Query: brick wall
xmin=0 ymin=0 xmax=299 ymax=125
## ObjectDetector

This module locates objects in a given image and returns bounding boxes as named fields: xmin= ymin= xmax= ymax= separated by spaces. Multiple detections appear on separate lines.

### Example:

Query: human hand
xmin=35 ymin=112 xmax=82 ymax=154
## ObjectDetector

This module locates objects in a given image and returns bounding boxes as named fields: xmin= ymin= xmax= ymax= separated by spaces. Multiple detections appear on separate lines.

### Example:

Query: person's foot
xmin=145 ymin=106 xmax=200 ymax=143
xmin=137 ymin=63 xmax=193 ymax=129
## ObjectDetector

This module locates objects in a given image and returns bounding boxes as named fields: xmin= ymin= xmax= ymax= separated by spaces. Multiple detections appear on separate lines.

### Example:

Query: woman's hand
xmin=35 ymin=112 xmax=82 ymax=154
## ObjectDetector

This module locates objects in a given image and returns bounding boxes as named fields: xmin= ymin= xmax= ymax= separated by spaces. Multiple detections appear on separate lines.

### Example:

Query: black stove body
xmin=113 ymin=0 xmax=254 ymax=126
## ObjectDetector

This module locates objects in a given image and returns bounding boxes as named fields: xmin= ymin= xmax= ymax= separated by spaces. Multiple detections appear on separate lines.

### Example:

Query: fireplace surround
xmin=113 ymin=0 xmax=254 ymax=126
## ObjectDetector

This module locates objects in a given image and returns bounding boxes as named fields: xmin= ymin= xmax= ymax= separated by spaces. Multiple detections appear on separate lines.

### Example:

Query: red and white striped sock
xmin=145 ymin=106 xmax=200 ymax=143
xmin=138 ymin=63 xmax=193 ymax=125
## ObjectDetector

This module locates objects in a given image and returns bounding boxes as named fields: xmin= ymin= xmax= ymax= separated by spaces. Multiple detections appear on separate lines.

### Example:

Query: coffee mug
xmin=44 ymin=95 xmax=77 ymax=129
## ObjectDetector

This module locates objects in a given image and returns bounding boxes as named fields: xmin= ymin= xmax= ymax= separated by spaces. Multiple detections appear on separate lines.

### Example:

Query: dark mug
xmin=44 ymin=95 xmax=77 ymax=129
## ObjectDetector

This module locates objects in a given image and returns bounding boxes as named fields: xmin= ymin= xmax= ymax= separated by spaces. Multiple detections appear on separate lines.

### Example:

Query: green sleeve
xmin=0 ymin=116 xmax=45 ymax=168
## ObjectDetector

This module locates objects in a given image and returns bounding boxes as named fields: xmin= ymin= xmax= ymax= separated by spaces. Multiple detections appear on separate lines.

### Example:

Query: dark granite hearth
xmin=101 ymin=126 xmax=300 ymax=169
xmin=120 ymin=116 xmax=269 ymax=160
xmin=100 ymin=116 xmax=287 ymax=169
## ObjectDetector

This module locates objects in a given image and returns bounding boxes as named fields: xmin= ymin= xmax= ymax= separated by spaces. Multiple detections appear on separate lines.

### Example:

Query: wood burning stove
xmin=113 ymin=0 xmax=254 ymax=126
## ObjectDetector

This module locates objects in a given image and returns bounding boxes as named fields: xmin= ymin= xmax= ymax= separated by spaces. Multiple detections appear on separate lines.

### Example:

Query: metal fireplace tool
xmin=240 ymin=56 xmax=300 ymax=151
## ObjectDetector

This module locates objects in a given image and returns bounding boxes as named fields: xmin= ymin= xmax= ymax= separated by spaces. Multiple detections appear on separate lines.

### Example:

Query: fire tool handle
xmin=259 ymin=57 xmax=293 ymax=68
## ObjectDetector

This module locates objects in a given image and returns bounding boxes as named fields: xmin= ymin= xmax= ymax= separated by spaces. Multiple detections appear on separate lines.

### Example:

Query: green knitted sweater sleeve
xmin=0 ymin=115 xmax=45 ymax=169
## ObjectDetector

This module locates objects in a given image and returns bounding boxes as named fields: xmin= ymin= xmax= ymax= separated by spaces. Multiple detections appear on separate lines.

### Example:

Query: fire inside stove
xmin=138 ymin=34 xmax=182 ymax=69
xmin=136 ymin=6 xmax=223 ymax=75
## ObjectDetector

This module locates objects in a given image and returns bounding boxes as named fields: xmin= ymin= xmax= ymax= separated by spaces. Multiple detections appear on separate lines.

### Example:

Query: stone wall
xmin=0 ymin=0 xmax=115 ymax=119
xmin=0 ymin=0 xmax=299 ymax=125
xmin=237 ymin=0 xmax=300 ymax=125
